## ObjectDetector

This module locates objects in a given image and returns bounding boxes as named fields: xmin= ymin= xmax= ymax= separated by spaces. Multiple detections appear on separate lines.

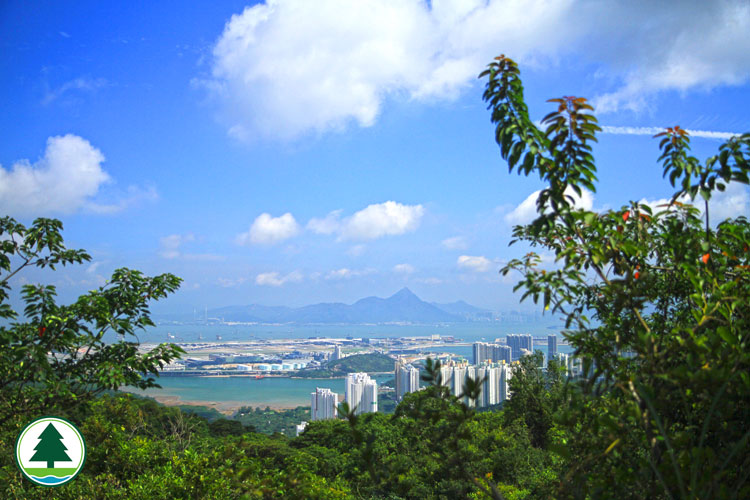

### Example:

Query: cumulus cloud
xmin=393 ymin=263 xmax=415 ymax=274
xmin=638 ymin=182 xmax=750 ymax=224
xmin=255 ymin=270 xmax=303 ymax=286
xmin=505 ymin=186 xmax=594 ymax=226
xmin=308 ymin=201 xmax=424 ymax=241
xmin=0 ymin=135 xmax=111 ymax=216
xmin=441 ymin=236 xmax=468 ymax=250
xmin=203 ymin=0 xmax=750 ymax=139
xmin=457 ymin=255 xmax=493 ymax=273
xmin=237 ymin=213 xmax=300 ymax=245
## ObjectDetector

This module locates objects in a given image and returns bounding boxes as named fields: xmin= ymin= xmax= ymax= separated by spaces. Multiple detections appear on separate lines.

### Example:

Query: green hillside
xmin=296 ymin=352 xmax=395 ymax=378
xmin=326 ymin=352 xmax=394 ymax=373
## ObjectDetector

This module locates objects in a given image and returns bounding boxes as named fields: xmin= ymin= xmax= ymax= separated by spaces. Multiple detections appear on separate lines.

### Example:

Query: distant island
xmin=199 ymin=288 xmax=506 ymax=324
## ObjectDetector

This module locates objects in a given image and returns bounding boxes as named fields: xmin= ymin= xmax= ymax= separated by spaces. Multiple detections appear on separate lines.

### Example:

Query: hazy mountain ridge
xmin=208 ymin=288 xmax=469 ymax=324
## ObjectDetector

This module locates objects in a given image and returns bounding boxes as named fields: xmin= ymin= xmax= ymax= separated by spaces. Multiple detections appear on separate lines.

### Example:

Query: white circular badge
xmin=15 ymin=416 xmax=86 ymax=487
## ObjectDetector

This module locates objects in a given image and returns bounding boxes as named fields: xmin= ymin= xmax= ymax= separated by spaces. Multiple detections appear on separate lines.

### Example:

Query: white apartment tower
xmin=345 ymin=372 xmax=378 ymax=415
xmin=331 ymin=345 xmax=342 ymax=361
xmin=395 ymin=358 xmax=420 ymax=402
xmin=310 ymin=387 xmax=338 ymax=421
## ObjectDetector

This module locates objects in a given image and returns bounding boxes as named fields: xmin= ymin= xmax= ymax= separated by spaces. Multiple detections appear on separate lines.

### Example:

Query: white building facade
xmin=310 ymin=387 xmax=338 ymax=421
xmin=395 ymin=359 xmax=420 ymax=402
xmin=345 ymin=372 xmax=378 ymax=415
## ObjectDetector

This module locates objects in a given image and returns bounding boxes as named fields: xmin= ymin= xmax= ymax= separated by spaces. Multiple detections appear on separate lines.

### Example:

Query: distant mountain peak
xmin=391 ymin=287 xmax=417 ymax=299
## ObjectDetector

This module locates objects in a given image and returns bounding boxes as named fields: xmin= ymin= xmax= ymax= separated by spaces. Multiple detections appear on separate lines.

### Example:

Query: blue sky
xmin=1 ymin=0 xmax=749 ymax=313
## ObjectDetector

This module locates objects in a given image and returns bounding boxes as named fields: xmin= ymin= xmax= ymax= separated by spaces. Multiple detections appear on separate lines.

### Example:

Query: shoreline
xmin=123 ymin=392 xmax=302 ymax=415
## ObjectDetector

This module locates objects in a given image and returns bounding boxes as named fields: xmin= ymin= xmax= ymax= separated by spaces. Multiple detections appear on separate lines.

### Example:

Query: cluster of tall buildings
xmin=439 ymin=360 xmax=513 ymax=407
xmin=395 ymin=358 xmax=420 ymax=402
xmin=310 ymin=372 xmax=379 ymax=421
xmin=309 ymin=372 xmax=379 ymax=421
xmin=473 ymin=342 xmax=512 ymax=365
xmin=506 ymin=334 xmax=534 ymax=360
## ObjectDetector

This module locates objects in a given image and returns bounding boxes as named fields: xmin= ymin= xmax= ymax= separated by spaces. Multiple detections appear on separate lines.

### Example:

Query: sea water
xmin=125 ymin=374 xmax=394 ymax=409
xmin=124 ymin=320 xmax=570 ymax=407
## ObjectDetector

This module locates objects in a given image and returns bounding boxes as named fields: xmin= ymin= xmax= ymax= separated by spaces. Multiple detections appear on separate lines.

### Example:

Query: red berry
xmin=701 ymin=253 xmax=710 ymax=264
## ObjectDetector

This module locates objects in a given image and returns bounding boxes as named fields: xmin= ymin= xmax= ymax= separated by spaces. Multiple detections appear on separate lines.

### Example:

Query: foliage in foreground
xmin=481 ymin=55 xmax=750 ymax=499
xmin=0 ymin=217 xmax=183 ymax=429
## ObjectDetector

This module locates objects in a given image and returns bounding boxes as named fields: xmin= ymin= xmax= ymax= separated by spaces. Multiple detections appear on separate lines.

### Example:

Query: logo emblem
xmin=15 ymin=417 xmax=86 ymax=487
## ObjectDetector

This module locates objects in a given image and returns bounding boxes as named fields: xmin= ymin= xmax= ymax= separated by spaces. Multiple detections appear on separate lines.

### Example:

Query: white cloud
xmin=340 ymin=201 xmax=424 ymax=241
xmin=639 ymin=182 xmax=750 ymax=224
xmin=325 ymin=267 xmax=376 ymax=280
xmin=418 ymin=277 xmax=443 ymax=285
xmin=159 ymin=233 xmax=195 ymax=259
xmin=711 ymin=183 xmax=750 ymax=221
xmin=0 ymin=135 xmax=111 ymax=216
xmin=85 ymin=262 xmax=103 ymax=275
xmin=238 ymin=212 xmax=300 ymax=245
xmin=441 ymin=235 xmax=468 ymax=250
xmin=204 ymin=1 xmax=750 ymax=139
xmin=308 ymin=201 xmax=424 ymax=241
xmin=42 ymin=77 xmax=107 ymax=106
xmin=255 ymin=270 xmax=303 ymax=286
xmin=347 ymin=244 xmax=366 ymax=257
xmin=306 ymin=209 xmax=342 ymax=235
xmin=159 ymin=233 xmax=223 ymax=261
xmin=457 ymin=255 xmax=493 ymax=273
xmin=505 ymin=186 xmax=594 ymax=226
xmin=86 ymin=185 xmax=159 ymax=215
xmin=601 ymin=125 xmax=740 ymax=141
xmin=393 ymin=263 xmax=415 ymax=274
xmin=218 ymin=277 xmax=247 ymax=288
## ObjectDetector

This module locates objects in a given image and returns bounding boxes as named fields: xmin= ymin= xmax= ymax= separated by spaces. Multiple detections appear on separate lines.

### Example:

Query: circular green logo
xmin=15 ymin=417 xmax=86 ymax=487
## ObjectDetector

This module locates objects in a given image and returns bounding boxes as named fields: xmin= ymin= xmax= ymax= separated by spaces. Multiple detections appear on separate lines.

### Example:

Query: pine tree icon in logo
xmin=16 ymin=416 xmax=86 ymax=486
xmin=30 ymin=423 xmax=71 ymax=469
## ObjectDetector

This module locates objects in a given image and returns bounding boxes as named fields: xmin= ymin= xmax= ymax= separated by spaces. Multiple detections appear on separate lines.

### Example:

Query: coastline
xmin=123 ymin=392 xmax=301 ymax=415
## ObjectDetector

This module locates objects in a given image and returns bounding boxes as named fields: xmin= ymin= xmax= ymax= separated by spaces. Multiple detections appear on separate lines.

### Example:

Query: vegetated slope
xmin=296 ymin=352 xmax=395 ymax=378
xmin=326 ymin=352 xmax=395 ymax=373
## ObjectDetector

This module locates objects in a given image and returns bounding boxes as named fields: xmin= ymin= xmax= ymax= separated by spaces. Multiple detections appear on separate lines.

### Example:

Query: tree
xmin=30 ymin=423 xmax=70 ymax=469
xmin=0 ymin=217 xmax=184 ymax=426
xmin=480 ymin=55 xmax=750 ymax=499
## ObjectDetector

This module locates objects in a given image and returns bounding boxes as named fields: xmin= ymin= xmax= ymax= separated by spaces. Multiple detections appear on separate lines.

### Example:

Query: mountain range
xmin=208 ymin=288 xmax=492 ymax=324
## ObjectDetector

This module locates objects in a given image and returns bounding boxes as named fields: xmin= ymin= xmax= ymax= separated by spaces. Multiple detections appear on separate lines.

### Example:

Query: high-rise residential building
xmin=395 ymin=358 xmax=420 ymax=402
xmin=439 ymin=359 xmax=514 ymax=408
xmin=346 ymin=372 xmax=378 ymax=415
xmin=547 ymin=334 xmax=558 ymax=364
xmin=331 ymin=345 xmax=342 ymax=361
xmin=507 ymin=334 xmax=533 ymax=360
xmin=474 ymin=342 xmax=512 ymax=364
xmin=499 ymin=362 xmax=513 ymax=401
xmin=310 ymin=387 xmax=338 ymax=421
